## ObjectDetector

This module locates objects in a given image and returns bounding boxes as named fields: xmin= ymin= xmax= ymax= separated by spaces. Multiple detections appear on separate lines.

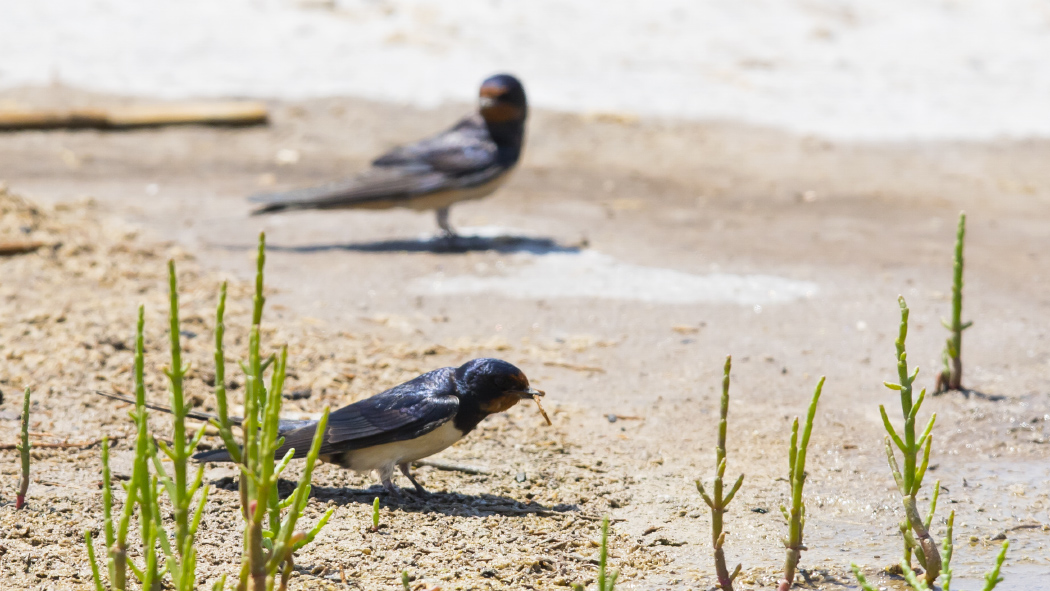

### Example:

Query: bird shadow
xmin=307 ymin=482 xmax=580 ymax=519
xmin=210 ymin=475 xmax=581 ymax=519
xmin=933 ymin=388 xmax=1006 ymax=402
xmin=212 ymin=233 xmax=580 ymax=255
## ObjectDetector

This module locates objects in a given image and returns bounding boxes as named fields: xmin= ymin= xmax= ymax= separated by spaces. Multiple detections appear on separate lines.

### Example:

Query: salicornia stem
xmin=941 ymin=511 xmax=954 ymax=591
xmin=880 ymin=296 xmax=941 ymax=584
xmin=696 ymin=356 xmax=744 ymax=591
xmin=230 ymin=233 xmax=332 ymax=591
xmin=850 ymin=563 xmax=878 ymax=591
xmin=597 ymin=516 xmax=619 ymax=591
xmin=937 ymin=211 xmax=970 ymax=393
xmin=150 ymin=261 xmax=211 ymax=591
xmin=982 ymin=540 xmax=1008 ymax=591
xmin=779 ymin=376 xmax=824 ymax=590
xmin=15 ymin=387 xmax=31 ymax=510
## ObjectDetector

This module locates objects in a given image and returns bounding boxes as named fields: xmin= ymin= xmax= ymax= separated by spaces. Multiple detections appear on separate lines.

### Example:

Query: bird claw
xmin=381 ymin=478 xmax=403 ymax=500
xmin=399 ymin=463 xmax=430 ymax=497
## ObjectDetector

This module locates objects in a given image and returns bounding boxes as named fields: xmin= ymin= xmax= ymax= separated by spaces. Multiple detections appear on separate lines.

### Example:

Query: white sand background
xmin=1 ymin=0 xmax=1046 ymax=303
xmin=2 ymin=0 xmax=1049 ymax=141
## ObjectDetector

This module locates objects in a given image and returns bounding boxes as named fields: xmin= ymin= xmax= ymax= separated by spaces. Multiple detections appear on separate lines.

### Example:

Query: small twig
xmin=574 ymin=514 xmax=626 ymax=523
xmin=1007 ymin=523 xmax=1043 ymax=531
xmin=0 ymin=102 xmax=268 ymax=130
xmin=0 ymin=241 xmax=47 ymax=256
xmin=1 ymin=436 xmax=114 ymax=450
xmin=413 ymin=459 xmax=492 ymax=475
xmin=544 ymin=361 xmax=605 ymax=374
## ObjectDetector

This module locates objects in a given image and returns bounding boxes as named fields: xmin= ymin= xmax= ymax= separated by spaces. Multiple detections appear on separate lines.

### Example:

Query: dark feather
xmin=193 ymin=448 xmax=235 ymax=462
xmin=371 ymin=115 xmax=497 ymax=173
xmin=249 ymin=115 xmax=504 ymax=214
xmin=272 ymin=367 xmax=461 ymax=460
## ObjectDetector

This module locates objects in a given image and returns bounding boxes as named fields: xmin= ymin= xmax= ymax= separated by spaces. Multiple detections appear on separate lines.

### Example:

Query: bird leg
xmin=398 ymin=462 xmax=429 ymax=496
xmin=435 ymin=207 xmax=458 ymax=240
xmin=381 ymin=476 xmax=403 ymax=499
xmin=379 ymin=465 xmax=403 ymax=498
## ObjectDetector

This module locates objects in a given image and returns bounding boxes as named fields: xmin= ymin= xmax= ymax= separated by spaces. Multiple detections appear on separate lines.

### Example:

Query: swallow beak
xmin=509 ymin=387 xmax=544 ymax=400
xmin=479 ymin=81 xmax=507 ymax=110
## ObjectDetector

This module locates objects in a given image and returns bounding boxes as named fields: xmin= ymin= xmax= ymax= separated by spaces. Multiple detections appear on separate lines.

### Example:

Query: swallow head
xmin=455 ymin=358 xmax=542 ymax=415
xmin=478 ymin=74 xmax=528 ymax=125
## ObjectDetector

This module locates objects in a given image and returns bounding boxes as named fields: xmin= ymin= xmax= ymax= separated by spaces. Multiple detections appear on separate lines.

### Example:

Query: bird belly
xmin=336 ymin=421 xmax=465 ymax=473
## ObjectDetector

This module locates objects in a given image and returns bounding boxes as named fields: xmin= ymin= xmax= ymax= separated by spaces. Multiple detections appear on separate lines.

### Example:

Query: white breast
xmin=339 ymin=421 xmax=465 ymax=473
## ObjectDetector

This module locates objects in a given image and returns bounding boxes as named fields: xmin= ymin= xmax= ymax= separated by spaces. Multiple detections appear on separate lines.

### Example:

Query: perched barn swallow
xmin=97 ymin=358 xmax=543 ymax=496
xmin=250 ymin=74 xmax=528 ymax=239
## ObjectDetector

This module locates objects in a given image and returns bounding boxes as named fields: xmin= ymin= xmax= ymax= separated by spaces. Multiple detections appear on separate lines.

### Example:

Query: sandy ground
xmin=1 ymin=86 xmax=1049 ymax=590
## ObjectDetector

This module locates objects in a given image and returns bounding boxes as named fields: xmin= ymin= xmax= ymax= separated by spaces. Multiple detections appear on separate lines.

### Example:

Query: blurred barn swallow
xmin=97 ymin=358 xmax=543 ymax=496
xmin=249 ymin=74 xmax=528 ymax=239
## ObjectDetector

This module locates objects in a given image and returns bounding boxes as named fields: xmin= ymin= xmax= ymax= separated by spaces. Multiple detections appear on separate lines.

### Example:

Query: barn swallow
xmin=249 ymin=74 xmax=528 ymax=239
xmin=96 ymin=358 xmax=543 ymax=496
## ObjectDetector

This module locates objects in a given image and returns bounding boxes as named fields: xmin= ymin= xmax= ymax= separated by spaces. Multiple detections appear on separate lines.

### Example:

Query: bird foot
xmin=399 ymin=463 xmax=430 ymax=497
xmin=381 ymin=478 xmax=403 ymax=499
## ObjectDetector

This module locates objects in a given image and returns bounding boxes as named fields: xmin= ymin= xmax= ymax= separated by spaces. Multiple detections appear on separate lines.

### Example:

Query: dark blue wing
xmin=371 ymin=115 xmax=497 ymax=176
xmin=249 ymin=116 xmax=499 ymax=213
xmin=271 ymin=367 xmax=460 ymax=459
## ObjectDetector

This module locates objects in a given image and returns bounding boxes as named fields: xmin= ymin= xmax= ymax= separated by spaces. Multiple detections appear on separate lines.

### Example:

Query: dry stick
xmin=0 ymin=436 xmax=113 ymax=450
xmin=696 ymin=356 xmax=744 ymax=590
xmin=937 ymin=211 xmax=970 ymax=393
xmin=413 ymin=459 xmax=492 ymax=475
xmin=778 ymin=377 xmax=825 ymax=591
xmin=0 ymin=102 xmax=268 ymax=130
xmin=880 ymin=296 xmax=942 ymax=584
xmin=15 ymin=387 xmax=31 ymax=509
xmin=0 ymin=240 xmax=46 ymax=256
